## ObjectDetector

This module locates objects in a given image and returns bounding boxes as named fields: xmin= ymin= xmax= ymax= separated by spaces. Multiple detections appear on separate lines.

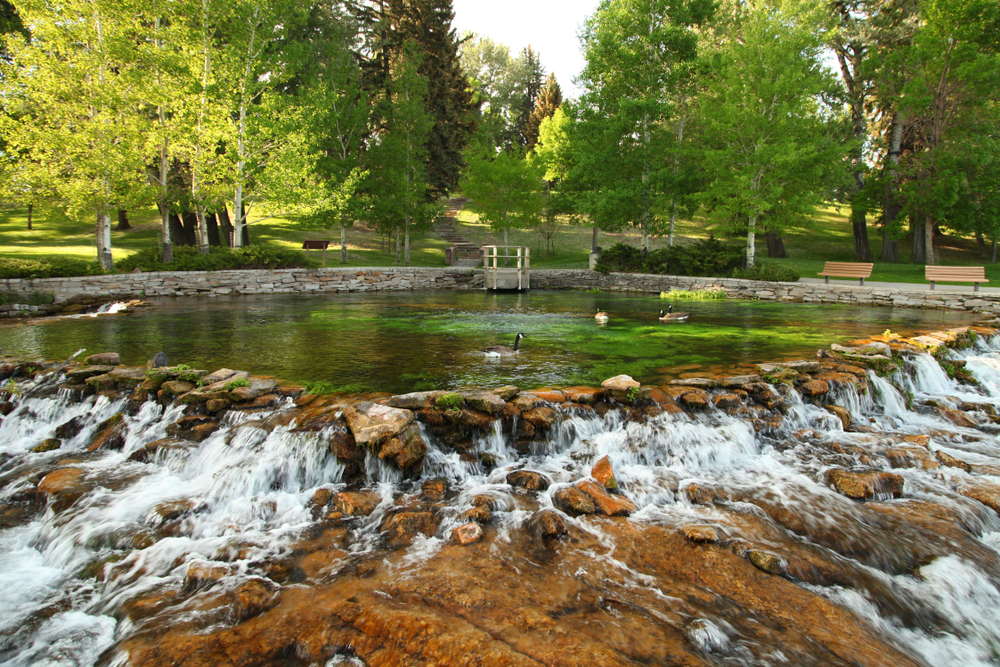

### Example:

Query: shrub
xmin=225 ymin=377 xmax=251 ymax=391
xmin=0 ymin=257 xmax=102 ymax=279
xmin=734 ymin=261 xmax=800 ymax=282
xmin=594 ymin=239 xmax=746 ymax=278
xmin=115 ymin=244 xmax=317 ymax=273
xmin=0 ymin=290 xmax=55 ymax=305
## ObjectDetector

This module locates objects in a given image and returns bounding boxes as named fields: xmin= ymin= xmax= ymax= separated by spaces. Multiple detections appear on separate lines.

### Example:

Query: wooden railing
xmin=482 ymin=246 xmax=530 ymax=290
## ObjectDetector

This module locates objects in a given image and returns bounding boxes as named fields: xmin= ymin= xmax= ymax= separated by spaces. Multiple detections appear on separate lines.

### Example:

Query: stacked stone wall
xmin=2 ymin=267 xmax=999 ymax=314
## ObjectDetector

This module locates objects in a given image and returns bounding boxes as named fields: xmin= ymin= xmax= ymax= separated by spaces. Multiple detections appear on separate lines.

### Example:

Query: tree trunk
xmin=746 ymin=215 xmax=757 ymax=268
xmin=195 ymin=206 xmax=210 ymax=254
xmin=96 ymin=212 xmax=113 ymax=271
xmin=592 ymin=226 xmax=599 ymax=253
xmin=181 ymin=211 xmax=198 ymax=246
xmin=851 ymin=196 xmax=872 ymax=261
xmin=976 ymin=231 xmax=988 ymax=259
xmin=404 ymin=216 xmax=411 ymax=266
xmin=27 ymin=203 xmax=33 ymax=231
xmin=116 ymin=209 xmax=131 ymax=231
xmin=910 ymin=214 xmax=926 ymax=264
xmin=924 ymin=212 xmax=936 ymax=266
xmin=169 ymin=212 xmax=187 ymax=247
xmin=881 ymin=113 xmax=903 ymax=263
xmin=993 ymin=237 xmax=997 ymax=264
xmin=503 ymin=225 xmax=510 ymax=268
xmin=395 ymin=226 xmax=401 ymax=263
xmin=217 ymin=207 xmax=234 ymax=247
xmin=765 ymin=231 xmax=786 ymax=258
xmin=341 ymin=215 xmax=348 ymax=263
xmin=206 ymin=212 xmax=221 ymax=247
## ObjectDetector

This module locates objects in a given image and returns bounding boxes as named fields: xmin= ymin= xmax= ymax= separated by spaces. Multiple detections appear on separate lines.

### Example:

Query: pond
xmin=0 ymin=290 xmax=980 ymax=393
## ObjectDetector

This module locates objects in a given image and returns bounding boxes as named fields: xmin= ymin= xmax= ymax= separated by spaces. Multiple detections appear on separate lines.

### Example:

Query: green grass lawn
xmin=2 ymin=199 xmax=996 ymax=283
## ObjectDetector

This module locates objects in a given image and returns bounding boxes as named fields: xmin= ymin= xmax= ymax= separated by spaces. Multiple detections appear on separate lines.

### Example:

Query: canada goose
xmin=484 ymin=332 xmax=526 ymax=357
xmin=595 ymin=308 xmax=609 ymax=323
xmin=659 ymin=305 xmax=689 ymax=322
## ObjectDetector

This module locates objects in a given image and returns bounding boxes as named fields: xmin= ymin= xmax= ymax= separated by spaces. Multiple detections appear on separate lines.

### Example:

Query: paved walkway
xmin=798 ymin=277 xmax=1000 ymax=295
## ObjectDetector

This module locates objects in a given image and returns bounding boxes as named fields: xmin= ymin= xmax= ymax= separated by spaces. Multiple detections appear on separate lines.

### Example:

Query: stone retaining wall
xmin=2 ymin=267 xmax=999 ymax=314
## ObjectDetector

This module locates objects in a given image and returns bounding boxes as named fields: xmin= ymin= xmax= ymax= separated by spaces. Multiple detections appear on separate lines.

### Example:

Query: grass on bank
xmin=2 ymin=199 xmax=998 ymax=285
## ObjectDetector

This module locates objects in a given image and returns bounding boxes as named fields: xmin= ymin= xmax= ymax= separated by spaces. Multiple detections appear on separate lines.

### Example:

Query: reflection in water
xmin=0 ymin=290 xmax=979 ymax=393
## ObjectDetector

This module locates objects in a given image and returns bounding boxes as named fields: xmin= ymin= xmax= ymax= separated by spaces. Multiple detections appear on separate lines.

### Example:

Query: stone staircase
xmin=436 ymin=197 xmax=481 ymax=267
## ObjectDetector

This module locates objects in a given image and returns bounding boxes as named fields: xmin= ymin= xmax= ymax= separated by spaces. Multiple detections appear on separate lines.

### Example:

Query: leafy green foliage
xmin=225 ymin=377 xmax=252 ymax=391
xmin=594 ymin=239 xmax=745 ymax=277
xmin=115 ymin=244 xmax=316 ymax=273
xmin=734 ymin=262 xmax=801 ymax=283
xmin=0 ymin=289 xmax=54 ymax=305
xmin=659 ymin=289 xmax=726 ymax=300
xmin=0 ymin=257 xmax=101 ymax=279
xmin=435 ymin=392 xmax=464 ymax=409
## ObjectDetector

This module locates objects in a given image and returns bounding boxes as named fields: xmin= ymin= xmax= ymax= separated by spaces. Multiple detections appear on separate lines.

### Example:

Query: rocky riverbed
xmin=2 ymin=325 xmax=1000 ymax=666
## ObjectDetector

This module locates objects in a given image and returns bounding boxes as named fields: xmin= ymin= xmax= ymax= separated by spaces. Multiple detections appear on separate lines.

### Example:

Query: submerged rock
xmin=826 ymin=469 xmax=905 ymax=500
xmin=343 ymin=401 xmax=415 ymax=447
xmin=507 ymin=470 xmax=551 ymax=491
xmin=591 ymin=455 xmax=617 ymax=491
xmin=451 ymin=522 xmax=483 ymax=546
xmin=553 ymin=486 xmax=597 ymax=515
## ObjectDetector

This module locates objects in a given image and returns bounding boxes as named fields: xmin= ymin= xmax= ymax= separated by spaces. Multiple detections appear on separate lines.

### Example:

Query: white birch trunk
xmin=341 ymin=215 xmax=348 ymax=263
xmin=96 ymin=212 xmax=113 ymax=271
xmin=156 ymin=18 xmax=172 ymax=263
xmin=404 ymin=216 xmax=411 ymax=266
xmin=641 ymin=113 xmax=651 ymax=252
xmin=746 ymin=214 xmax=757 ymax=269
xmin=395 ymin=226 xmax=401 ymax=263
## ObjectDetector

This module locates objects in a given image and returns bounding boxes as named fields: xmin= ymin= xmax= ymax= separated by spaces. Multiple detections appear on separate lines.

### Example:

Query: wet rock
xmin=492 ymin=385 xmax=519 ymax=401
xmin=522 ymin=406 xmax=557 ymax=429
xmin=232 ymin=577 xmax=280 ymax=622
xmin=720 ymin=375 xmax=762 ymax=388
xmin=712 ymin=393 xmax=743 ymax=410
xmin=31 ymin=438 xmax=62 ymax=453
xmin=680 ymin=524 xmax=720 ymax=543
xmin=108 ymin=367 xmax=148 ymax=386
xmin=451 ymin=522 xmax=483 ymax=546
xmin=668 ymin=378 xmax=719 ymax=389
xmin=512 ymin=393 xmax=544 ymax=411
xmin=37 ymin=467 xmax=85 ymax=496
xmin=938 ymin=409 xmax=977 ymax=429
xmin=459 ymin=391 xmax=506 ymax=415
xmin=333 ymin=491 xmax=380 ymax=517
xmin=744 ymin=382 xmax=783 ymax=409
xmin=309 ymin=488 xmax=335 ymax=517
xmin=591 ymin=455 xmax=617 ymax=491
xmin=553 ymin=486 xmax=597 ymax=516
xmin=563 ymin=386 xmax=605 ymax=404
xmin=160 ymin=380 xmax=196 ymax=397
xmin=55 ymin=415 xmax=86 ymax=440
xmin=84 ymin=353 xmax=120 ymax=366
xmin=748 ymin=549 xmax=784 ymax=575
xmin=958 ymin=482 xmax=1000 ymax=514
xmin=185 ymin=560 xmax=233 ymax=590
xmin=824 ymin=405 xmax=852 ymax=429
xmin=800 ymin=380 xmax=830 ymax=397
xmin=531 ymin=389 xmax=567 ymax=403
xmin=577 ymin=480 xmax=636 ymax=516
xmin=885 ymin=446 xmax=939 ymax=470
xmin=528 ymin=509 xmax=567 ymax=538
xmin=128 ymin=437 xmax=190 ymax=463
xmin=443 ymin=407 xmax=496 ymax=430
xmin=386 ymin=390 xmax=446 ymax=410
xmin=421 ymin=479 xmax=449 ymax=501
xmin=229 ymin=378 xmax=279 ymax=402
xmin=206 ymin=397 xmax=231 ymax=413
xmin=472 ymin=494 xmax=499 ymax=509
xmin=758 ymin=360 xmax=822 ymax=374
xmin=678 ymin=388 xmax=710 ymax=409
xmin=507 ymin=470 xmax=551 ymax=492
xmin=87 ymin=413 xmax=127 ymax=451
xmin=150 ymin=351 xmax=169 ymax=368
xmin=815 ymin=371 xmax=860 ymax=387
xmin=460 ymin=505 xmax=492 ymax=524
xmin=85 ymin=373 xmax=117 ymax=393
xmin=343 ymin=401 xmax=414 ymax=447
xmin=684 ymin=484 xmax=729 ymax=505
xmin=381 ymin=511 xmax=438 ymax=546
xmin=153 ymin=499 xmax=198 ymax=522
xmin=165 ymin=415 xmax=220 ymax=442
xmin=601 ymin=374 xmax=640 ymax=402
xmin=377 ymin=423 xmax=427 ymax=470
xmin=201 ymin=368 xmax=243 ymax=385
xmin=826 ymin=469 xmax=904 ymax=500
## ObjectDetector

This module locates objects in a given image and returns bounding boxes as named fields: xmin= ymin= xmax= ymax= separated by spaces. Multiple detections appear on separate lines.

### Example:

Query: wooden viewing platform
xmin=483 ymin=246 xmax=530 ymax=291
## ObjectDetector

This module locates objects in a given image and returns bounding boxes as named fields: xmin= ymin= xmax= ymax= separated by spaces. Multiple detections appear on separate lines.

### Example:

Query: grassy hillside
xmin=2 ymin=200 xmax=996 ymax=284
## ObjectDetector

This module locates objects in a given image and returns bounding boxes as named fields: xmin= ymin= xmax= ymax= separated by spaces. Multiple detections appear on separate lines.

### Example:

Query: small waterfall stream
xmin=2 ymin=335 xmax=1000 ymax=666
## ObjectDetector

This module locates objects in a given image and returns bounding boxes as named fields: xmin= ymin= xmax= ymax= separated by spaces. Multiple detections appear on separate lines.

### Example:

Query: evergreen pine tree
xmin=511 ymin=46 xmax=544 ymax=150
xmin=525 ymin=72 xmax=561 ymax=151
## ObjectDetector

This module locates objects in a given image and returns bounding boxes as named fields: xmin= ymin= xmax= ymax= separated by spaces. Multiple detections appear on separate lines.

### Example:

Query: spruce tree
xmin=525 ymin=72 xmax=561 ymax=151
xmin=511 ymin=46 xmax=544 ymax=150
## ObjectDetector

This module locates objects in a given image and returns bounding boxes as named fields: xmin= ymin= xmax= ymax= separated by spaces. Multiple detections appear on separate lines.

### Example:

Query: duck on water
xmin=659 ymin=305 xmax=689 ymax=322
xmin=484 ymin=332 xmax=526 ymax=357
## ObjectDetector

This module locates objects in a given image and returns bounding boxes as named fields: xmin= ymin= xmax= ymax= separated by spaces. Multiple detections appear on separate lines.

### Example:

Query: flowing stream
xmin=1 ymin=335 xmax=1000 ymax=665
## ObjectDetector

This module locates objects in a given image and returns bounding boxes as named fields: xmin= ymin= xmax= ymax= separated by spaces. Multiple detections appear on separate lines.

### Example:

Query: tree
xmin=525 ymin=72 xmax=561 ymax=152
xmin=510 ymin=46 xmax=544 ymax=150
xmin=1 ymin=0 xmax=152 ymax=270
xmin=364 ymin=41 xmax=438 ymax=266
xmin=462 ymin=149 xmax=543 ymax=264
xmin=697 ymin=0 xmax=848 ymax=268
xmin=578 ymin=0 xmax=713 ymax=251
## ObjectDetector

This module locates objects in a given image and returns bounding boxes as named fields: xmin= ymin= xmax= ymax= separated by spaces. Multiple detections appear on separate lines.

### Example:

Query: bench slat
xmin=925 ymin=266 xmax=989 ymax=291
xmin=817 ymin=262 xmax=873 ymax=285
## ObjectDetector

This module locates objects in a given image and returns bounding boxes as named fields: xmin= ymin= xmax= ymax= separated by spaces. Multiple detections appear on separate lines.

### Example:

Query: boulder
xmin=577 ymin=480 xmax=636 ymax=516
xmin=506 ymin=470 xmax=551 ymax=491
xmin=381 ymin=511 xmax=438 ymax=546
xmin=229 ymin=378 xmax=279 ymax=402
xmin=152 ymin=499 xmax=198 ymax=522
xmin=680 ymin=524 xmax=720 ymax=543
xmin=720 ymin=375 xmax=762 ymax=388
xmin=201 ymin=368 xmax=243 ymax=385
xmin=150 ymin=352 xmax=169 ymax=368
xmin=386 ymin=391 xmax=446 ymax=410
xmin=512 ymin=394 xmax=544 ymax=412
xmin=333 ymin=491 xmax=380 ymax=516
xmin=591 ymin=455 xmax=617 ymax=491
xmin=800 ymin=380 xmax=830 ymax=397
xmin=421 ymin=478 xmax=449 ymax=501
xmin=84 ymin=353 xmax=119 ymax=366
xmin=748 ymin=550 xmax=784 ymax=575
xmin=108 ymin=367 xmax=148 ymax=385
xmin=31 ymin=438 xmax=62 ymax=453
xmin=376 ymin=423 xmax=426 ymax=471
xmin=528 ymin=509 xmax=567 ymax=538
xmin=165 ymin=415 xmax=220 ymax=442
xmin=958 ymin=482 xmax=1000 ymax=514
xmin=185 ymin=560 xmax=233 ymax=590
xmin=824 ymin=405 xmax=853 ymax=429
xmin=563 ymin=386 xmax=605 ymax=404
xmin=678 ymin=389 xmax=710 ymax=410
xmin=491 ymin=385 xmax=519 ymax=401
xmin=885 ymin=446 xmax=939 ymax=470
xmin=232 ymin=577 xmax=280 ymax=622
xmin=522 ymin=406 xmax=557 ymax=429
xmin=460 ymin=505 xmax=492 ymax=524
xmin=601 ymin=375 xmax=640 ymax=402
xmin=443 ymin=407 xmax=496 ymax=430
xmin=160 ymin=380 xmax=196 ymax=396
xmin=343 ymin=402 xmax=415 ymax=447
xmin=87 ymin=413 xmax=127 ymax=451
xmin=54 ymin=415 xmax=86 ymax=440
xmin=826 ymin=469 xmax=904 ymax=500
xmin=712 ymin=393 xmax=743 ymax=410
xmin=939 ymin=409 xmax=977 ymax=429
xmin=553 ymin=487 xmax=597 ymax=515
xmin=668 ymin=378 xmax=718 ymax=389
xmin=935 ymin=450 xmax=971 ymax=472
xmin=531 ymin=390 xmax=567 ymax=403
xmin=451 ymin=522 xmax=484 ymax=546
xmin=460 ymin=391 xmax=507 ymax=415
xmin=37 ymin=467 xmax=85 ymax=496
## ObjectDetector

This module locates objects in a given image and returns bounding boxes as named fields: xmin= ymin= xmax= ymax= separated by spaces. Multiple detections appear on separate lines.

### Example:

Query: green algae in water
xmin=0 ymin=291 xmax=980 ymax=394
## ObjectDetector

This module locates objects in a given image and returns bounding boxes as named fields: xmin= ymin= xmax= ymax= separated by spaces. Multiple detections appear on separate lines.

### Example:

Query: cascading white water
xmin=3 ymin=338 xmax=1000 ymax=666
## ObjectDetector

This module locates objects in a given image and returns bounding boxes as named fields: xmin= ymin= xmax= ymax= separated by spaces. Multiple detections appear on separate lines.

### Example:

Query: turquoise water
xmin=0 ymin=291 xmax=979 ymax=393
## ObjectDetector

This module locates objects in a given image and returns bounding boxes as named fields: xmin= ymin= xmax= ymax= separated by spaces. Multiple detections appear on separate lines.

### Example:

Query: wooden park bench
xmin=926 ymin=266 xmax=989 ymax=292
xmin=817 ymin=262 xmax=874 ymax=286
